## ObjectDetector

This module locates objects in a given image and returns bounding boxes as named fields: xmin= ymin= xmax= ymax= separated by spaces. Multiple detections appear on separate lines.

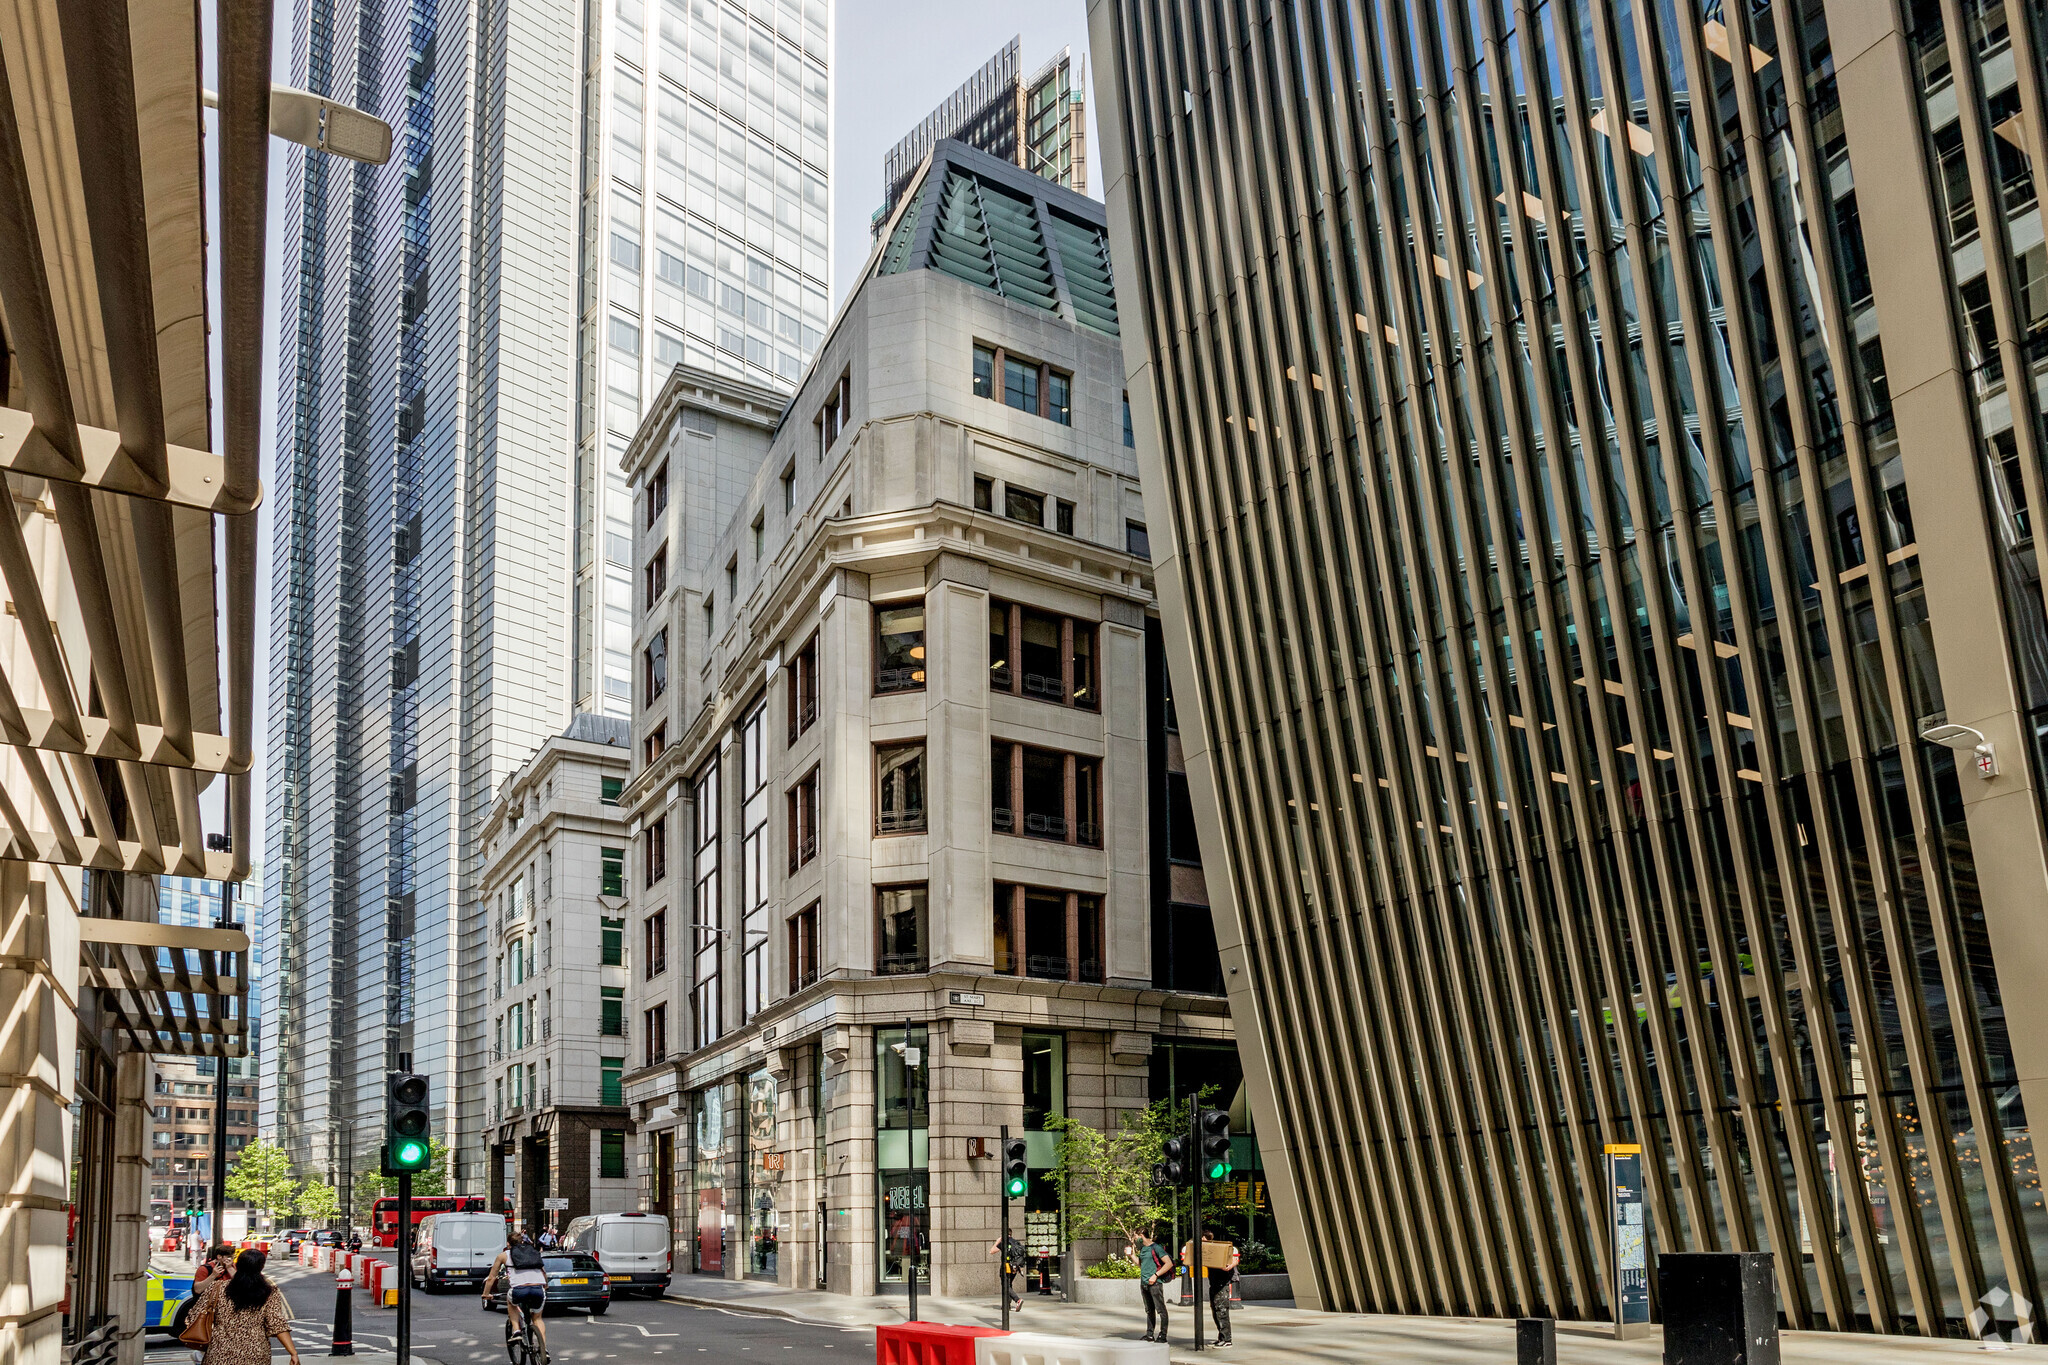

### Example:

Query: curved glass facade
xmin=1094 ymin=0 xmax=2048 ymax=1337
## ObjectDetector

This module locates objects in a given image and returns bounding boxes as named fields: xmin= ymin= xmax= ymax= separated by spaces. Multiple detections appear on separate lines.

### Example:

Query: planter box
xmin=1069 ymin=1274 xmax=1146 ymax=1305
xmin=1238 ymin=1273 xmax=1291 ymax=1301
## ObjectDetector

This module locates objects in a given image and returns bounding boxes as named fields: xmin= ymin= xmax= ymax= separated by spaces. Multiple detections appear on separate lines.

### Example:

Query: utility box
xmin=1660 ymin=1252 xmax=1778 ymax=1365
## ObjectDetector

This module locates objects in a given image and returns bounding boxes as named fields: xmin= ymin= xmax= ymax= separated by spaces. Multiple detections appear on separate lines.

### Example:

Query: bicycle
xmin=502 ymin=1303 xmax=546 ymax=1365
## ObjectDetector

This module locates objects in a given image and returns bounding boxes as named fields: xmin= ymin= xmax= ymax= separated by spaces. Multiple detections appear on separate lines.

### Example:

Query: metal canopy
xmin=78 ymin=917 xmax=250 ymax=1058
xmin=0 ymin=0 xmax=264 ymax=881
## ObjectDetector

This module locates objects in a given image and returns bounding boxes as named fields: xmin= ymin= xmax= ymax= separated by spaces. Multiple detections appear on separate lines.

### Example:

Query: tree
xmin=295 ymin=1179 xmax=340 ymax=1226
xmin=1045 ymin=1088 xmax=1223 ymax=1264
xmin=222 ymin=1141 xmax=297 ymax=1229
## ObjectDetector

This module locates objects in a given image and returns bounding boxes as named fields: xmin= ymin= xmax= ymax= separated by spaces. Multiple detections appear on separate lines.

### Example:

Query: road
xmin=146 ymin=1253 xmax=870 ymax=1365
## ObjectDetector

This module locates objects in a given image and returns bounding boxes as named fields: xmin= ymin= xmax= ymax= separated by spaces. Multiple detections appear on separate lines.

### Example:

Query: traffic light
xmin=1198 ymin=1108 xmax=1232 ymax=1181
xmin=384 ymin=1071 xmax=432 ymax=1173
xmin=1161 ymin=1135 xmax=1187 ymax=1186
xmin=1003 ymin=1137 xmax=1029 ymax=1199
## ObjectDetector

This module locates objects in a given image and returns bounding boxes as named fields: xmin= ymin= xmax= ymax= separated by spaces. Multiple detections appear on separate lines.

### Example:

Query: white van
xmin=410 ymin=1212 xmax=511 ymax=1292
xmin=560 ymin=1213 xmax=671 ymax=1298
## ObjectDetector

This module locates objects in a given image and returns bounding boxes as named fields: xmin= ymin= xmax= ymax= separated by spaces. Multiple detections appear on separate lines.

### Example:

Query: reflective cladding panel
xmin=1095 ymin=0 xmax=2048 ymax=1337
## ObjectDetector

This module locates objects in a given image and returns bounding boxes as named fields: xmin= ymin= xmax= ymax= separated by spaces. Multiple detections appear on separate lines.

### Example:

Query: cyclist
xmin=482 ymin=1231 xmax=549 ymax=1363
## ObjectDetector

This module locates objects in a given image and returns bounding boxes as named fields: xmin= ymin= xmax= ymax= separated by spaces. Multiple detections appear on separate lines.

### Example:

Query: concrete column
xmin=824 ymin=1026 xmax=873 ymax=1294
xmin=0 ymin=862 xmax=77 ymax=1365
xmin=1101 ymin=599 xmax=1150 ymax=986
xmin=110 ymin=1052 xmax=152 ymax=1365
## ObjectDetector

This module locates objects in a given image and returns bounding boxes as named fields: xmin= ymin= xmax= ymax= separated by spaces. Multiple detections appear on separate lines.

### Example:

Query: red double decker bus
xmin=370 ymin=1195 xmax=511 ymax=1248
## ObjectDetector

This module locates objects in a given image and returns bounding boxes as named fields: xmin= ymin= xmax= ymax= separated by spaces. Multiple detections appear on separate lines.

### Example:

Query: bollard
xmin=331 ymin=1264 xmax=354 ymax=1356
xmin=1517 ymin=1318 xmax=1557 ymax=1365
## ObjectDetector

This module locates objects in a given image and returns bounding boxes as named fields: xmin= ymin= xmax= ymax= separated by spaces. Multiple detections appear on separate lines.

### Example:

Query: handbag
xmin=177 ymin=1294 xmax=215 ymax=1348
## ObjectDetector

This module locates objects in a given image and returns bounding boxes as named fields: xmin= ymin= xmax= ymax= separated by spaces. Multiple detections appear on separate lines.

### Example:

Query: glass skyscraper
xmin=267 ymin=0 xmax=828 ymax=1207
xmin=1094 ymin=0 xmax=2048 ymax=1339
xmin=575 ymin=0 xmax=832 ymax=718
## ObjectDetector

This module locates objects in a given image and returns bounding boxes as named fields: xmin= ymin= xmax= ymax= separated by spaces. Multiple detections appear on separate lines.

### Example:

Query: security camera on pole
xmin=383 ymin=1061 xmax=432 ymax=1365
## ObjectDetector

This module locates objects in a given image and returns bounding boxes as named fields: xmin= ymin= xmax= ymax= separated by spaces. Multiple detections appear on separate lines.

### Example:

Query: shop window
xmin=876 ymin=883 xmax=928 ymax=975
xmin=992 ymin=883 xmax=1104 ymax=983
xmin=787 ymin=767 xmax=819 ymax=871
xmin=601 ymin=1130 xmax=627 ymax=1179
xmin=788 ymin=901 xmax=819 ymax=990
xmin=787 ymin=633 xmax=819 ymax=741
xmin=876 ymin=743 xmax=927 ymax=833
xmin=875 ymin=602 xmax=927 ymax=693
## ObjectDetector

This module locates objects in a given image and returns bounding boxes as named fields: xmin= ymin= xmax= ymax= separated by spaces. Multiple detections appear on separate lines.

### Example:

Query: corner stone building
xmin=619 ymin=140 xmax=1234 ymax=1299
xmin=478 ymin=715 xmax=639 ymax=1231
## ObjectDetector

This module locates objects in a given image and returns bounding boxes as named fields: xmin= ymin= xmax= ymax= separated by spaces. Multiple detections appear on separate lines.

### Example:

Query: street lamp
xmin=202 ymin=85 xmax=393 ymax=165
xmin=1920 ymin=722 xmax=1997 ymax=780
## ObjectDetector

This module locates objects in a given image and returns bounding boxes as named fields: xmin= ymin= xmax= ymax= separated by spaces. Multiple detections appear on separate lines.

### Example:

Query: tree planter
xmin=1237 ymin=1273 xmax=1292 ymax=1301
xmin=1069 ymin=1274 xmax=1146 ymax=1306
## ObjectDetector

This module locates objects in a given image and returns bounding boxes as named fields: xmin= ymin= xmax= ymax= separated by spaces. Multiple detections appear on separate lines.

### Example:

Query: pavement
xmin=145 ymin=1250 xmax=2048 ymax=1365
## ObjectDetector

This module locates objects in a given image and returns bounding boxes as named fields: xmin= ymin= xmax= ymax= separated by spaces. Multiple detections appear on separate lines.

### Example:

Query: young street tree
xmin=222 ymin=1140 xmax=297 ymax=1230
xmin=296 ymin=1179 xmax=340 ymax=1226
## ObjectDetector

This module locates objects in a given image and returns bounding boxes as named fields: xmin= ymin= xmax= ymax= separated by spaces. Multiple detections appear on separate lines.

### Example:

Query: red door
xmin=697 ymin=1188 xmax=723 ymax=1273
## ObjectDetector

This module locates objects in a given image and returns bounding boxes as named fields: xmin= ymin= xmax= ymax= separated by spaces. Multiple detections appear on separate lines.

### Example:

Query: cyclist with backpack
xmin=482 ymin=1231 xmax=549 ymax=1363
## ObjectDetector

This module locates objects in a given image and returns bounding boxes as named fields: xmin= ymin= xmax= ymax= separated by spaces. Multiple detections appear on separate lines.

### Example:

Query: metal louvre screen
xmin=1096 ymin=0 xmax=2048 ymax=1340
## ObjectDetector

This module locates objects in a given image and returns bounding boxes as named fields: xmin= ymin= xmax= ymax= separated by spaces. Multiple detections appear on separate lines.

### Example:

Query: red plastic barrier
xmin=875 ymin=1323 xmax=1010 ymax=1365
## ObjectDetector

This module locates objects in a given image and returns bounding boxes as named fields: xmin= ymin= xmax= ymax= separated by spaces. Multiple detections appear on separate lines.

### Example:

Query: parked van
xmin=410 ymin=1211 xmax=511 ymax=1292
xmin=560 ymin=1213 xmax=671 ymax=1298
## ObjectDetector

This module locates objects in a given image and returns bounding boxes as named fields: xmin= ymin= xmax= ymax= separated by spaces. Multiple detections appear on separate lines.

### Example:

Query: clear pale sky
xmin=222 ymin=2 xmax=1100 ymax=859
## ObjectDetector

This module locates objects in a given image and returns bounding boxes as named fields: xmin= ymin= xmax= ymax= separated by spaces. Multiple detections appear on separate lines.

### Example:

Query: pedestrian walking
xmin=1133 ymin=1229 xmax=1176 ymax=1344
xmin=987 ymin=1233 xmax=1027 ymax=1313
xmin=185 ymin=1249 xmax=304 ymax=1365
xmin=1186 ymin=1230 xmax=1237 ymax=1348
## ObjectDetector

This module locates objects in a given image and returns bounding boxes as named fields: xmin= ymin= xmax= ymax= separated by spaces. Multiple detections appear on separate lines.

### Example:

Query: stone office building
xmin=478 ymin=715 xmax=640 ymax=1231
xmin=618 ymin=140 xmax=1235 ymax=1298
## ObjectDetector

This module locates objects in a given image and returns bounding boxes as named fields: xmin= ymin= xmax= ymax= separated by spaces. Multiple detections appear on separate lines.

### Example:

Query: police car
xmin=144 ymin=1268 xmax=196 ymax=1337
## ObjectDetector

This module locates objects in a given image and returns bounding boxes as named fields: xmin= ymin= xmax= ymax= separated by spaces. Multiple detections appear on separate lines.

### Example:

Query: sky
xmin=220 ymin=1 xmax=1101 ymax=861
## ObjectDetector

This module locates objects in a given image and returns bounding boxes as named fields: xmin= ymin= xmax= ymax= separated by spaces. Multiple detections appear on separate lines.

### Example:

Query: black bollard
xmin=331 ymin=1265 xmax=354 ymax=1356
xmin=1517 ymin=1318 xmax=1557 ymax=1365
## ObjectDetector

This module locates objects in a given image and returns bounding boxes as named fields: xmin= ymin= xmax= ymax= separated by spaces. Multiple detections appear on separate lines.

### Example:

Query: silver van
xmin=560 ymin=1213 xmax=671 ymax=1298
xmin=410 ymin=1211 xmax=511 ymax=1292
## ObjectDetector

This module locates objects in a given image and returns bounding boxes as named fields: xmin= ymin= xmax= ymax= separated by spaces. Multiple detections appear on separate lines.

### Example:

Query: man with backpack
xmin=1135 ymin=1229 xmax=1176 ymax=1344
xmin=988 ymin=1233 xmax=1028 ymax=1313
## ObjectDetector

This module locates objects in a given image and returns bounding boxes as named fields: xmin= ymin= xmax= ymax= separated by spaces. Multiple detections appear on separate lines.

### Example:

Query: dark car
xmin=485 ymin=1254 xmax=611 ymax=1317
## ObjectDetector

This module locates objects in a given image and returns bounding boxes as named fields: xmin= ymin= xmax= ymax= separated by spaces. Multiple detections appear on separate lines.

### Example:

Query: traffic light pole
xmin=209 ymin=880 xmax=238 ymax=1241
xmin=1189 ymin=1106 xmax=1204 ymax=1353
xmin=999 ymin=1124 xmax=1011 ymax=1333
xmin=396 ymin=1169 xmax=412 ymax=1365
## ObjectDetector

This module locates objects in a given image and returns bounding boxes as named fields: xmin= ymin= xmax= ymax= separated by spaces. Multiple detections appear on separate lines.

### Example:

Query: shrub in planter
xmin=1085 ymin=1258 xmax=1142 ymax=1279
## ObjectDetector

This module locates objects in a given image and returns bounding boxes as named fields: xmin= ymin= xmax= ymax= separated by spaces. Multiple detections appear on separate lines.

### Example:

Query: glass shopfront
xmin=875 ymin=1024 xmax=929 ymax=1286
xmin=744 ymin=1068 xmax=779 ymax=1279
xmin=691 ymin=1085 xmax=727 ymax=1274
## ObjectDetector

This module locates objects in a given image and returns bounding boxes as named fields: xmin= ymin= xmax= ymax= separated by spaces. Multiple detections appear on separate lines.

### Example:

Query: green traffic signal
xmin=1004 ymin=1174 xmax=1027 ymax=1198
xmin=1198 ymin=1108 xmax=1232 ymax=1181
xmin=1002 ymin=1136 xmax=1029 ymax=1200
xmin=391 ymin=1138 xmax=429 ymax=1169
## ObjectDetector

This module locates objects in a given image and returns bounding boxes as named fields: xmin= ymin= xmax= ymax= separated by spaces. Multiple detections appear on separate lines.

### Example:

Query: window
xmin=752 ymin=512 xmax=765 ymax=562
xmin=817 ymin=370 xmax=852 ymax=456
xmin=725 ymin=556 xmax=738 ymax=603
xmin=787 ymin=633 xmax=819 ymax=740
xmin=876 ymin=884 xmax=928 ymax=975
xmin=645 ymin=545 xmax=667 ymax=604
xmin=601 ymin=916 xmax=625 ymax=966
xmin=993 ymin=884 xmax=1104 ymax=983
xmin=1023 ymin=1032 xmax=1066 ymax=1129
xmin=987 ymin=601 xmax=1098 ymax=709
xmin=788 ymin=901 xmax=819 ymax=991
xmin=787 ymin=768 xmax=819 ymax=870
xmin=973 ymin=344 xmax=995 ymax=398
xmin=601 ymin=847 xmax=626 ymax=898
xmin=644 ymin=627 xmax=669 ymax=701
xmin=600 ymin=1130 xmax=627 ymax=1179
xmin=1126 ymin=521 xmax=1151 ymax=559
xmin=974 ymin=475 xmax=994 ymax=511
xmin=1055 ymin=499 xmax=1075 ymax=536
xmin=692 ymin=762 xmax=722 ymax=1049
xmin=1004 ymin=486 xmax=1044 ymax=527
xmin=600 ymin=1057 xmax=624 ymax=1107
xmin=991 ymin=742 xmax=1102 ymax=846
xmin=703 ymin=597 xmax=714 ymax=641
xmin=1003 ymin=354 xmax=1039 ymax=414
xmin=601 ymin=987 xmax=625 ymax=1036
xmin=1123 ymin=392 xmax=1134 ymax=447
xmin=601 ymin=775 xmax=624 ymax=806
xmin=781 ymin=461 xmax=797 ymax=512
xmin=1167 ymin=772 xmax=1202 ymax=865
xmin=1047 ymin=370 xmax=1071 ymax=425
xmin=875 ymin=603 xmax=926 ymax=693
xmin=738 ymin=703 xmax=770 ymax=1020
xmin=645 ymin=815 xmax=668 ymax=885
xmin=875 ymin=743 xmax=926 ymax=833
xmin=644 ymin=724 xmax=666 ymax=765
xmin=645 ymin=1004 xmax=668 ymax=1064
xmin=646 ymin=910 xmax=667 ymax=977
xmin=646 ymin=462 xmax=668 ymax=528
